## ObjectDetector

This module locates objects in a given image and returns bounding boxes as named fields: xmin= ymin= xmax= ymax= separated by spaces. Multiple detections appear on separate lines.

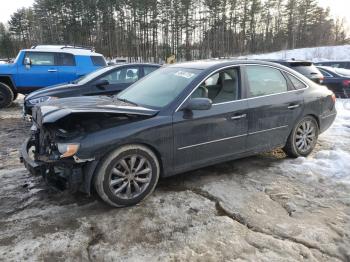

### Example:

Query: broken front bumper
xmin=20 ymin=138 xmax=98 ymax=194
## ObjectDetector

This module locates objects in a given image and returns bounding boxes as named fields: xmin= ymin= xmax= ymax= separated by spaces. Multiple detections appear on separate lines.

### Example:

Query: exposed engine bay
xmin=31 ymin=112 xmax=149 ymax=162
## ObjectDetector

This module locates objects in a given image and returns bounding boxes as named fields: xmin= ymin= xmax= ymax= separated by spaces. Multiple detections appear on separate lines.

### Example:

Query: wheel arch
xmin=303 ymin=114 xmax=320 ymax=129
xmin=0 ymin=75 xmax=16 ymax=93
xmin=85 ymin=142 xmax=164 ymax=195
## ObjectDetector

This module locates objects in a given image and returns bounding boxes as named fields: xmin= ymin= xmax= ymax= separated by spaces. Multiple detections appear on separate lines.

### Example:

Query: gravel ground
xmin=0 ymin=97 xmax=349 ymax=261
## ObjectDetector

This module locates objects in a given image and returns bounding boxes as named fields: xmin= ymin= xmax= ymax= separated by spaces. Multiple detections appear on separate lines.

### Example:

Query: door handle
xmin=230 ymin=114 xmax=247 ymax=120
xmin=288 ymin=104 xmax=300 ymax=109
xmin=48 ymin=69 xmax=57 ymax=72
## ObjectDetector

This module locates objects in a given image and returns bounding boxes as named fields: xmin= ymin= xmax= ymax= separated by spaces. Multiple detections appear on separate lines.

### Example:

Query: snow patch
xmin=238 ymin=45 xmax=350 ymax=62
xmin=278 ymin=99 xmax=350 ymax=185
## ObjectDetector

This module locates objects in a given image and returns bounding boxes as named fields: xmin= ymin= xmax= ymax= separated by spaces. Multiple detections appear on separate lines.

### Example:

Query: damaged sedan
xmin=21 ymin=60 xmax=337 ymax=207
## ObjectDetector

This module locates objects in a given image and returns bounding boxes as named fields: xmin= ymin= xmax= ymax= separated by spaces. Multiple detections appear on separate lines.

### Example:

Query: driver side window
xmin=191 ymin=68 xmax=240 ymax=104
xmin=100 ymin=67 xmax=139 ymax=84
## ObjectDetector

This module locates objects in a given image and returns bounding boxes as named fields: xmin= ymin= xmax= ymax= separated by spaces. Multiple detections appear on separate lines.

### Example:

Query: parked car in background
xmin=0 ymin=45 xmax=106 ymax=108
xmin=317 ymin=66 xmax=350 ymax=98
xmin=23 ymin=63 xmax=160 ymax=116
xmin=21 ymin=60 xmax=336 ymax=207
xmin=266 ymin=60 xmax=324 ymax=84
xmin=315 ymin=61 xmax=350 ymax=70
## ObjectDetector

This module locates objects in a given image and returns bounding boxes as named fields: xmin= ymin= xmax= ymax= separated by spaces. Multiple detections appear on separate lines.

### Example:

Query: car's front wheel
xmin=94 ymin=145 xmax=160 ymax=207
xmin=0 ymin=82 xmax=14 ymax=108
xmin=284 ymin=116 xmax=319 ymax=158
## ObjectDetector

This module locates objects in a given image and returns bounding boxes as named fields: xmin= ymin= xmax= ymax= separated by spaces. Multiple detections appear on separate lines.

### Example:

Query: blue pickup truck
xmin=0 ymin=45 xmax=106 ymax=108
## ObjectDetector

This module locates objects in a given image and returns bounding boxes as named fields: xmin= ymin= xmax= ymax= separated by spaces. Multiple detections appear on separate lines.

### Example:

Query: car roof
xmin=315 ymin=61 xmax=350 ymax=63
xmin=22 ymin=46 xmax=104 ymax=56
xmin=166 ymin=59 xmax=295 ymax=70
xmin=317 ymin=65 xmax=350 ymax=77
xmin=316 ymin=66 xmax=335 ymax=71
xmin=108 ymin=63 xmax=161 ymax=69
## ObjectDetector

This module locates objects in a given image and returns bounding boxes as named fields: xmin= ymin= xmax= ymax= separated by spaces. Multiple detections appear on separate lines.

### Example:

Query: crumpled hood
xmin=32 ymin=96 xmax=159 ymax=125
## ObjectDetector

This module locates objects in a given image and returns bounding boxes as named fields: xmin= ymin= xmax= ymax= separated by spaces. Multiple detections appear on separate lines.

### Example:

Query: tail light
xmin=342 ymin=80 xmax=350 ymax=87
xmin=319 ymin=76 xmax=324 ymax=84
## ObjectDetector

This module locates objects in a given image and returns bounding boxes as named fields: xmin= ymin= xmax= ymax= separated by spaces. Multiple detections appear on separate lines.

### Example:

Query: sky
xmin=0 ymin=0 xmax=349 ymax=24
xmin=318 ymin=0 xmax=350 ymax=21
xmin=0 ymin=0 xmax=34 ymax=23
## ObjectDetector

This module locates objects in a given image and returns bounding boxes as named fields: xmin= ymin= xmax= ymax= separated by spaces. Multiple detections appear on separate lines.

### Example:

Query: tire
xmin=94 ymin=144 xmax=160 ymax=207
xmin=13 ymin=92 xmax=18 ymax=101
xmin=0 ymin=82 xmax=14 ymax=108
xmin=284 ymin=116 xmax=319 ymax=158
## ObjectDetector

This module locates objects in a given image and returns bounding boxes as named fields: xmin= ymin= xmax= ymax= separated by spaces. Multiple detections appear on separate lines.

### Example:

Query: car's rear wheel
xmin=0 ymin=82 xmax=14 ymax=108
xmin=284 ymin=116 xmax=319 ymax=158
xmin=94 ymin=145 xmax=160 ymax=207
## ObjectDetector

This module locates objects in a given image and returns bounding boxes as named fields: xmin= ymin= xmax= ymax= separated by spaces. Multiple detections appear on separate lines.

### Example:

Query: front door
xmin=173 ymin=67 xmax=249 ymax=172
xmin=18 ymin=51 xmax=58 ymax=89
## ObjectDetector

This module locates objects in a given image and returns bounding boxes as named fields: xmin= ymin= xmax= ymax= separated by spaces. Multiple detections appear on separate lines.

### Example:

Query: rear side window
xmin=246 ymin=66 xmax=288 ymax=97
xmin=57 ymin=53 xmax=75 ymax=66
xmin=144 ymin=66 xmax=158 ymax=76
xmin=287 ymin=74 xmax=308 ymax=90
xmin=24 ymin=52 xmax=55 ymax=66
xmin=91 ymin=56 xmax=107 ymax=66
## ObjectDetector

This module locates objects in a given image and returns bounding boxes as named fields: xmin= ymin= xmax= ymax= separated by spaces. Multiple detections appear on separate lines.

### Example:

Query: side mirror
xmin=95 ymin=79 xmax=109 ymax=89
xmin=183 ymin=98 xmax=212 ymax=111
xmin=24 ymin=57 xmax=31 ymax=67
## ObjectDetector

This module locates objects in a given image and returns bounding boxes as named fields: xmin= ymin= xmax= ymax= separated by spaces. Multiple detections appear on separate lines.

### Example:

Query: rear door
xmin=57 ymin=53 xmax=77 ymax=83
xmin=88 ymin=66 xmax=141 ymax=96
xmin=243 ymin=65 xmax=304 ymax=152
xmin=173 ymin=66 xmax=249 ymax=171
xmin=17 ymin=51 xmax=58 ymax=89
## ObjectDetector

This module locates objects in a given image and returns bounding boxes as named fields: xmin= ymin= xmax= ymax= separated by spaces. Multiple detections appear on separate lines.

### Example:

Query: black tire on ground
xmin=0 ymin=82 xmax=14 ymax=108
xmin=283 ymin=116 xmax=319 ymax=158
xmin=94 ymin=144 xmax=160 ymax=207
xmin=13 ymin=92 xmax=18 ymax=101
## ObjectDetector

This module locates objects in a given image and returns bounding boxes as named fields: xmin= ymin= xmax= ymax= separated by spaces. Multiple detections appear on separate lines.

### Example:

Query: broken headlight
xmin=57 ymin=143 xmax=80 ymax=158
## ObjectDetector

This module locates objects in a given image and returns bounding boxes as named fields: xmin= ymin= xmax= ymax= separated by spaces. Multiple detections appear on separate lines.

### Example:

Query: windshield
xmin=13 ymin=52 xmax=22 ymax=64
xmin=74 ymin=66 xmax=111 ymax=84
xmin=117 ymin=67 xmax=202 ymax=108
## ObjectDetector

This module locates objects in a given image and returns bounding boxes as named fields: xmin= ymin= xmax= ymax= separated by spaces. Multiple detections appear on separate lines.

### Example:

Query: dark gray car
xmin=21 ymin=60 xmax=336 ymax=207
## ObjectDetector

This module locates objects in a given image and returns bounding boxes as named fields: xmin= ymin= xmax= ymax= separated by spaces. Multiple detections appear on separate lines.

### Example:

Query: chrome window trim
xmin=177 ymin=125 xmax=288 ymax=150
xmin=175 ymin=63 xmax=310 ymax=112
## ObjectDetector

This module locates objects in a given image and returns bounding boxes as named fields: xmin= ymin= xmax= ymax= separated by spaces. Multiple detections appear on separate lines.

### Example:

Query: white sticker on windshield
xmin=175 ymin=71 xmax=195 ymax=79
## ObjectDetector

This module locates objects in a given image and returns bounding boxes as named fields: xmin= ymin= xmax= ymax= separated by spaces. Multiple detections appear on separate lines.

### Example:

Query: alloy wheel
xmin=108 ymin=155 xmax=152 ymax=200
xmin=295 ymin=120 xmax=317 ymax=153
